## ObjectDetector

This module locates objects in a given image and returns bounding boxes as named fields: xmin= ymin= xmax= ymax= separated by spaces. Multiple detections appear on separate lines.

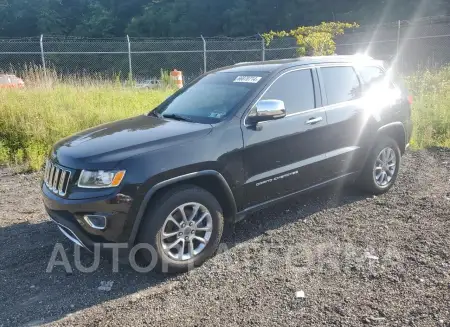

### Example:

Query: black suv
xmin=42 ymin=56 xmax=412 ymax=272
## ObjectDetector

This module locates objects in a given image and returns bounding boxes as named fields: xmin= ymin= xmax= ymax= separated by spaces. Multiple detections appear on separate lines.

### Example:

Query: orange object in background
xmin=0 ymin=74 xmax=25 ymax=88
xmin=170 ymin=69 xmax=183 ymax=89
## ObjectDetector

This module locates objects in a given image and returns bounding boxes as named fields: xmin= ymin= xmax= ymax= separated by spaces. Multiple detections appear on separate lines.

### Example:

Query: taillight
xmin=407 ymin=95 xmax=413 ymax=105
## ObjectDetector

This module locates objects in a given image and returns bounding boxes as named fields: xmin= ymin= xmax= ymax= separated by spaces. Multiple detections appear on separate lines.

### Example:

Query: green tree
xmin=0 ymin=0 xmax=449 ymax=38
xmin=72 ymin=2 xmax=115 ymax=37
xmin=263 ymin=22 xmax=359 ymax=56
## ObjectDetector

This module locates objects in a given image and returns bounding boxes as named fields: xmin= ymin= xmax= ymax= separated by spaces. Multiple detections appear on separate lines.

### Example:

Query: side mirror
xmin=247 ymin=99 xmax=286 ymax=124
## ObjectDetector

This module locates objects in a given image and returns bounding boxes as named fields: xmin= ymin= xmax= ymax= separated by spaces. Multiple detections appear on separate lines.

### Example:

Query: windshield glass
xmin=153 ymin=71 xmax=268 ymax=124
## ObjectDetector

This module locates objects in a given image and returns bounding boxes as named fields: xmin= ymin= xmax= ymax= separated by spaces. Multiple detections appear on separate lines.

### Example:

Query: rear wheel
xmin=359 ymin=137 xmax=401 ymax=194
xmin=137 ymin=185 xmax=224 ymax=273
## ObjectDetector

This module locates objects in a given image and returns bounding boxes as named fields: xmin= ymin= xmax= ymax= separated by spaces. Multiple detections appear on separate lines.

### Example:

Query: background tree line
xmin=0 ymin=0 xmax=449 ymax=38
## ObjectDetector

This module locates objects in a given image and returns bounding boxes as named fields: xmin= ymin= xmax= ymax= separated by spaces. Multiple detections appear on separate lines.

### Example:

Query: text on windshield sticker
xmin=233 ymin=76 xmax=262 ymax=83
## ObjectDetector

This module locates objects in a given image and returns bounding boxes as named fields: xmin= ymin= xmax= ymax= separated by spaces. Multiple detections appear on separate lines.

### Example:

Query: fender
xmin=127 ymin=170 xmax=237 ymax=245
xmin=357 ymin=122 xmax=407 ymax=173
xmin=376 ymin=122 xmax=407 ymax=152
xmin=377 ymin=121 xmax=405 ymax=134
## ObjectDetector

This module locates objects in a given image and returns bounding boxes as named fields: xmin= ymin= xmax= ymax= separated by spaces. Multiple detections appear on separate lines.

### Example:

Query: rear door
xmin=317 ymin=65 xmax=367 ymax=181
xmin=241 ymin=67 xmax=329 ymax=209
xmin=357 ymin=65 xmax=412 ymax=147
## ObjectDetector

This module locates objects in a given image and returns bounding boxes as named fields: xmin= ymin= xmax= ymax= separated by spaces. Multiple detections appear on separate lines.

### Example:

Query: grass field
xmin=405 ymin=67 xmax=450 ymax=149
xmin=0 ymin=67 xmax=449 ymax=171
xmin=0 ymin=76 xmax=172 ymax=170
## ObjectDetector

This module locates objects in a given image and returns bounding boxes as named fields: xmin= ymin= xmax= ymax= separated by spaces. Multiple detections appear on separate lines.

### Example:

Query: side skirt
xmin=235 ymin=172 xmax=357 ymax=222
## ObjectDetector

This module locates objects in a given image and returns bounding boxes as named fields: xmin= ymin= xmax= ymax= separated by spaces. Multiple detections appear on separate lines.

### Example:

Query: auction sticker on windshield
xmin=233 ymin=76 xmax=262 ymax=83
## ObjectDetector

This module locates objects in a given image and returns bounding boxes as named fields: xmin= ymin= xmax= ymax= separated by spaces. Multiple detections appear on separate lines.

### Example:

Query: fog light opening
xmin=84 ymin=215 xmax=107 ymax=230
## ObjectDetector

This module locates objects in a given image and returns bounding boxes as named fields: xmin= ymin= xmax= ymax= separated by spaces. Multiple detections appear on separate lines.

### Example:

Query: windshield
xmin=153 ymin=71 xmax=268 ymax=124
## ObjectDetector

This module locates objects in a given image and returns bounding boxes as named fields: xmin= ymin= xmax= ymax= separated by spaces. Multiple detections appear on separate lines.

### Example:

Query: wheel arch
xmin=128 ymin=170 xmax=237 ymax=245
xmin=376 ymin=122 xmax=407 ymax=154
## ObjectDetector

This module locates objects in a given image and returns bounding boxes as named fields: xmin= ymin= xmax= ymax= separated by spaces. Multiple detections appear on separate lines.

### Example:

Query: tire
xmin=137 ymin=185 xmax=224 ymax=273
xmin=358 ymin=136 xmax=401 ymax=195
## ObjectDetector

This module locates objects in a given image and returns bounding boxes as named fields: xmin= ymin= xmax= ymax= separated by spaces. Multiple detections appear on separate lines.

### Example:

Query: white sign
xmin=233 ymin=76 xmax=262 ymax=83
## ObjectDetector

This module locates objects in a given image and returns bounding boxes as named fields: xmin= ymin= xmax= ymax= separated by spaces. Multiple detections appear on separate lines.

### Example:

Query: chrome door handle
xmin=305 ymin=117 xmax=323 ymax=125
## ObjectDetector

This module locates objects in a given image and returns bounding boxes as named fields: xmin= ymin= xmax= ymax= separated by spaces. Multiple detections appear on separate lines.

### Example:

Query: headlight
xmin=78 ymin=170 xmax=126 ymax=188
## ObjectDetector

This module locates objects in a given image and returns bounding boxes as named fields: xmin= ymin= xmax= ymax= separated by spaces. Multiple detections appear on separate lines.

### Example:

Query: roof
xmin=217 ymin=63 xmax=283 ymax=73
xmin=217 ymin=55 xmax=378 ymax=74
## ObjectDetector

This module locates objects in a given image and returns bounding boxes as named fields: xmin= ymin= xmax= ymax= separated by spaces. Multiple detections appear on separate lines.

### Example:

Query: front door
xmin=240 ymin=68 xmax=329 ymax=209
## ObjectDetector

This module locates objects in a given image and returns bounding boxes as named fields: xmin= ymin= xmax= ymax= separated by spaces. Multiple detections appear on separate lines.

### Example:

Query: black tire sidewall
xmin=360 ymin=137 xmax=401 ymax=194
xmin=137 ymin=185 xmax=224 ymax=273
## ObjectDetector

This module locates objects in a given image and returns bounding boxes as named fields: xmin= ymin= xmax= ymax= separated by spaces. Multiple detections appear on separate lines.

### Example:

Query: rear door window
xmin=261 ymin=69 xmax=315 ymax=114
xmin=320 ymin=66 xmax=361 ymax=105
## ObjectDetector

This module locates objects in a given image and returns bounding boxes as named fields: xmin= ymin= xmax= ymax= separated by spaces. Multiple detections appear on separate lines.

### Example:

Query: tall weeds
xmin=0 ymin=67 xmax=173 ymax=170
xmin=1 ymin=66 xmax=449 ymax=171
xmin=405 ymin=66 xmax=450 ymax=148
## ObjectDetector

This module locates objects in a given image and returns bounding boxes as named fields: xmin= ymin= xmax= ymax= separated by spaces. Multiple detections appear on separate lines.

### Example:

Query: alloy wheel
xmin=160 ymin=202 xmax=213 ymax=261
xmin=373 ymin=147 xmax=397 ymax=187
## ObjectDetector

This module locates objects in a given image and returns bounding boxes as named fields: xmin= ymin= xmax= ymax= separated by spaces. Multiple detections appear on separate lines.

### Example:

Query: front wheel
xmin=359 ymin=137 xmax=401 ymax=195
xmin=137 ymin=185 xmax=224 ymax=273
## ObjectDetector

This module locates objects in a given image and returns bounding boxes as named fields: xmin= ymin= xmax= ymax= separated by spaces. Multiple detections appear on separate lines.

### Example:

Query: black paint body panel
xmin=42 ymin=56 xmax=412 ymax=246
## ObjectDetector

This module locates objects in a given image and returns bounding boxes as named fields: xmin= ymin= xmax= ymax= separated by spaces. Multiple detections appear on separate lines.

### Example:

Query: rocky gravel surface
xmin=0 ymin=148 xmax=449 ymax=327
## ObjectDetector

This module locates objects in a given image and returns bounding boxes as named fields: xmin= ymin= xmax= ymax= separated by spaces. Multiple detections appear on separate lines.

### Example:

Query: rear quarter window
xmin=359 ymin=66 xmax=384 ymax=84
xmin=358 ymin=66 xmax=398 ymax=91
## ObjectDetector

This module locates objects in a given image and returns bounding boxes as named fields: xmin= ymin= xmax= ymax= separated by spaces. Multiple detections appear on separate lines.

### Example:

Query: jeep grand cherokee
xmin=42 ymin=56 xmax=413 ymax=272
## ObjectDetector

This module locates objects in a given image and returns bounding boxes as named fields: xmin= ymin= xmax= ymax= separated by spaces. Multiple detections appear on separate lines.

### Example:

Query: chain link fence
xmin=1 ymin=16 xmax=450 ymax=81
xmin=0 ymin=35 xmax=299 ymax=82
xmin=335 ymin=16 xmax=450 ymax=73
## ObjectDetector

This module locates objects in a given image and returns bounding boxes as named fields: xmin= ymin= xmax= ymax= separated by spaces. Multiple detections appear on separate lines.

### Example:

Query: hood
xmin=52 ymin=115 xmax=212 ymax=170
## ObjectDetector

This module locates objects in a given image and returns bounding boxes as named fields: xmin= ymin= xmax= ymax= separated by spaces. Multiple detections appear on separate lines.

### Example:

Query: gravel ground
xmin=0 ymin=149 xmax=449 ymax=327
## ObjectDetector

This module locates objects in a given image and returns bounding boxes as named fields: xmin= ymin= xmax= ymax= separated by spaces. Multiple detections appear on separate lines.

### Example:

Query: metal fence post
xmin=39 ymin=34 xmax=46 ymax=77
xmin=201 ymin=35 xmax=207 ymax=73
xmin=396 ymin=20 xmax=402 ymax=71
xmin=126 ymin=35 xmax=132 ymax=79
xmin=259 ymin=34 xmax=265 ymax=61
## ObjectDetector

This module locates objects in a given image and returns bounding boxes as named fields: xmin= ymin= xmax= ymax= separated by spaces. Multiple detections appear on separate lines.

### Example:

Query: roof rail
xmin=233 ymin=58 xmax=300 ymax=66
xmin=233 ymin=54 xmax=374 ymax=66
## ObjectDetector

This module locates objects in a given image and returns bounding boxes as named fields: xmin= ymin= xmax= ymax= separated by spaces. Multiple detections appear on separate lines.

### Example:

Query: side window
xmin=261 ymin=69 xmax=315 ymax=114
xmin=359 ymin=66 xmax=395 ymax=91
xmin=320 ymin=66 xmax=361 ymax=105
xmin=359 ymin=66 xmax=385 ymax=87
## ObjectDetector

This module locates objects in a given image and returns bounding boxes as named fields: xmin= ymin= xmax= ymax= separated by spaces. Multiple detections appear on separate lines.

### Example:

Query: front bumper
xmin=48 ymin=212 xmax=94 ymax=251
xmin=42 ymin=182 xmax=136 ymax=248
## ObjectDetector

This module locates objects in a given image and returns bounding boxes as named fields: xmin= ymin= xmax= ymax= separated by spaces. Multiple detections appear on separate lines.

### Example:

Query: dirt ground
xmin=0 ymin=149 xmax=449 ymax=327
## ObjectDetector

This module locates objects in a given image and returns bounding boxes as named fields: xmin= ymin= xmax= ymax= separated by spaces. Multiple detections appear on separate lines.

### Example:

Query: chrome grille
xmin=44 ymin=161 xmax=71 ymax=196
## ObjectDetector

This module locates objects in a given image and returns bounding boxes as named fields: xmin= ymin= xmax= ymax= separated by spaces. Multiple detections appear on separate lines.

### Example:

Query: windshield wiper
xmin=148 ymin=110 xmax=162 ymax=118
xmin=162 ymin=113 xmax=194 ymax=122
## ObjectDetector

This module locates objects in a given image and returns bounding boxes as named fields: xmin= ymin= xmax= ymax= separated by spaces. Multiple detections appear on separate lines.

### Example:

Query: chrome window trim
xmin=319 ymin=63 xmax=399 ymax=112
xmin=315 ymin=98 xmax=363 ymax=112
xmin=315 ymin=64 xmax=363 ymax=107
xmin=243 ymin=66 xmax=317 ymax=127
xmin=242 ymin=62 xmax=362 ymax=127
